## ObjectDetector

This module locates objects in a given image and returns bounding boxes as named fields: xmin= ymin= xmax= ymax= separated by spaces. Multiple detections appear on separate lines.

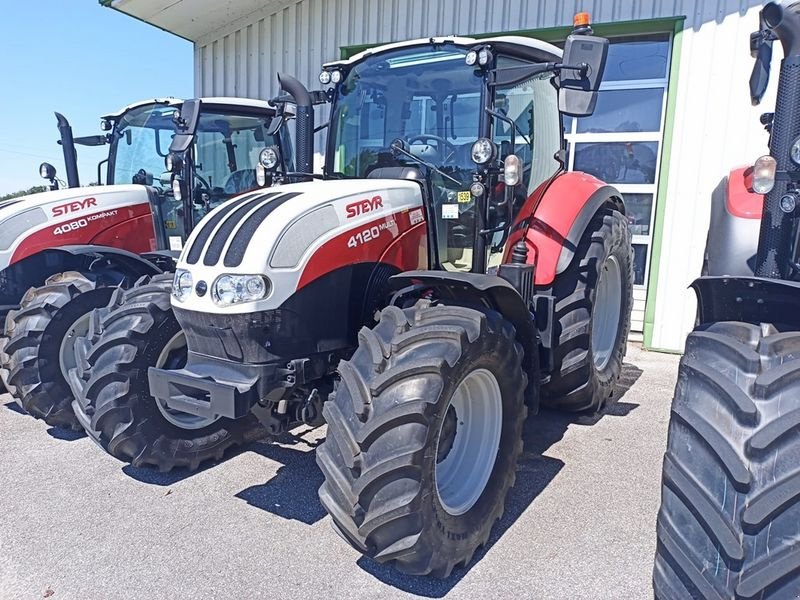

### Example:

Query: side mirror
xmin=558 ymin=34 xmax=609 ymax=117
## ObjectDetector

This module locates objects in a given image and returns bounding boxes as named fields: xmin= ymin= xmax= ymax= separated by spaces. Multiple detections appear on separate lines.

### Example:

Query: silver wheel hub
xmin=154 ymin=332 xmax=218 ymax=430
xmin=591 ymin=254 xmax=623 ymax=370
xmin=59 ymin=313 xmax=91 ymax=380
xmin=435 ymin=368 xmax=503 ymax=516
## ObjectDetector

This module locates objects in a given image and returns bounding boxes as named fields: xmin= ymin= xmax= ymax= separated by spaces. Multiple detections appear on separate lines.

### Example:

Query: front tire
xmin=542 ymin=209 xmax=633 ymax=412
xmin=72 ymin=274 xmax=265 ymax=472
xmin=317 ymin=302 xmax=527 ymax=577
xmin=3 ymin=271 xmax=115 ymax=429
xmin=653 ymin=321 xmax=800 ymax=598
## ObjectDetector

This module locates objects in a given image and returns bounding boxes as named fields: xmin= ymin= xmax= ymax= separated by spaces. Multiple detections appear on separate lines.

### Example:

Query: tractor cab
xmin=320 ymin=30 xmax=607 ymax=275
xmin=103 ymin=98 xmax=291 ymax=247
xmin=44 ymin=98 xmax=292 ymax=249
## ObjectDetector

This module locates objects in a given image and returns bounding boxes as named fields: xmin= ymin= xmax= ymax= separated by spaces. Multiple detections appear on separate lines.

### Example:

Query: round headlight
xmin=465 ymin=50 xmax=478 ymax=66
xmin=791 ymin=136 xmax=800 ymax=167
xmin=172 ymin=269 xmax=193 ymax=302
xmin=319 ymin=70 xmax=332 ymax=85
xmin=39 ymin=163 xmax=50 ymax=179
xmin=244 ymin=276 xmax=266 ymax=297
xmin=753 ymin=155 xmax=777 ymax=194
xmin=330 ymin=69 xmax=343 ymax=84
xmin=478 ymin=48 xmax=493 ymax=66
xmin=172 ymin=177 xmax=183 ymax=201
xmin=471 ymin=138 xmax=497 ymax=165
xmin=213 ymin=275 xmax=237 ymax=305
xmin=259 ymin=147 xmax=280 ymax=170
xmin=469 ymin=181 xmax=485 ymax=197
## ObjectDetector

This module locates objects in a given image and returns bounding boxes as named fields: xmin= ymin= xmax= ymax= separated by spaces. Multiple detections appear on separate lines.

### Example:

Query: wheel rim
xmin=591 ymin=255 xmax=623 ymax=371
xmin=154 ymin=331 xmax=218 ymax=430
xmin=59 ymin=313 xmax=91 ymax=379
xmin=435 ymin=368 xmax=503 ymax=516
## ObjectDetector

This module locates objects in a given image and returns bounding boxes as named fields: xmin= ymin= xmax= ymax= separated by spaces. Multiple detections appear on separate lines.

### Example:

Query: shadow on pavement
xmin=3 ymin=400 xmax=25 ymax=415
xmin=235 ymin=434 xmax=326 ymax=524
xmin=45 ymin=427 xmax=86 ymax=441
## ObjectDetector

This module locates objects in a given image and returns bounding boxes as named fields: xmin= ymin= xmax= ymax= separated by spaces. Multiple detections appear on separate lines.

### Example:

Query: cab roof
xmin=324 ymin=35 xmax=562 ymax=69
xmin=102 ymin=97 xmax=276 ymax=121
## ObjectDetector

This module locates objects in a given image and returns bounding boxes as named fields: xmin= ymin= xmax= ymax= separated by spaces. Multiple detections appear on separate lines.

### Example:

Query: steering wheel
xmin=407 ymin=134 xmax=457 ymax=162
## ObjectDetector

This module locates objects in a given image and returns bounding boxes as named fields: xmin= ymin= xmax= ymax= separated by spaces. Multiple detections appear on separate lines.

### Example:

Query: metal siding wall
xmin=195 ymin=0 xmax=772 ymax=352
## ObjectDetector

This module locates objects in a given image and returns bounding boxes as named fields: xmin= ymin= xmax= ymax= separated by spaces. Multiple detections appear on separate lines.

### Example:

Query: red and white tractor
xmin=0 ymin=97 xmax=291 ymax=429
xmin=74 ymin=17 xmax=633 ymax=576
xmin=653 ymin=2 xmax=800 ymax=597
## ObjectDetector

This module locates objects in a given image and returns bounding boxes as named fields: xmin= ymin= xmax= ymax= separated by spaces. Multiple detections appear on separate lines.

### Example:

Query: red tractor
xmin=74 ymin=18 xmax=633 ymax=576
xmin=0 ymin=97 xmax=291 ymax=429
xmin=653 ymin=2 xmax=800 ymax=597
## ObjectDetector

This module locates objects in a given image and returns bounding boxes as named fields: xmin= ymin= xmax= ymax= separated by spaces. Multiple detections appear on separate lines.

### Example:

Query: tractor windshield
xmin=109 ymin=104 xmax=180 ymax=188
xmin=327 ymin=45 xmax=484 ymax=187
xmin=110 ymin=102 xmax=282 ymax=242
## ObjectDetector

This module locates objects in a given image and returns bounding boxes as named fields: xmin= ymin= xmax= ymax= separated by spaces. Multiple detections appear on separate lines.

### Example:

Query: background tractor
xmin=0 ymin=97 xmax=291 ymax=429
xmin=75 ymin=17 xmax=633 ymax=576
xmin=653 ymin=2 xmax=800 ymax=598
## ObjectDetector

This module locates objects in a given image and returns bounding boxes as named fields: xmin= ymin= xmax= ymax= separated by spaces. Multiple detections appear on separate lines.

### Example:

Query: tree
xmin=0 ymin=186 xmax=47 ymax=202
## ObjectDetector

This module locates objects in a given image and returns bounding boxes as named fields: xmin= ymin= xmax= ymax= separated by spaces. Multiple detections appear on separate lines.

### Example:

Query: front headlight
xmin=165 ymin=152 xmax=183 ymax=173
xmin=212 ymin=274 xmax=271 ymax=305
xmin=259 ymin=146 xmax=280 ymax=170
xmin=172 ymin=269 xmax=193 ymax=302
xmin=471 ymin=138 xmax=497 ymax=165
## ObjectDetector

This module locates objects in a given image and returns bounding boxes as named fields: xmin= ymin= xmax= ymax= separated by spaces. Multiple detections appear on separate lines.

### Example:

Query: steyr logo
xmin=52 ymin=197 xmax=97 ymax=217
xmin=345 ymin=196 xmax=383 ymax=218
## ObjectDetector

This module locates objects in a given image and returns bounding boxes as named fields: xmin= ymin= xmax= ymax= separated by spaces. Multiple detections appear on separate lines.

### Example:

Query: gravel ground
xmin=0 ymin=343 xmax=679 ymax=600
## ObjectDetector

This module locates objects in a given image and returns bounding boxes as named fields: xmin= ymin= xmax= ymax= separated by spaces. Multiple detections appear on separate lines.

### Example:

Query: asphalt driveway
xmin=0 ymin=344 xmax=679 ymax=600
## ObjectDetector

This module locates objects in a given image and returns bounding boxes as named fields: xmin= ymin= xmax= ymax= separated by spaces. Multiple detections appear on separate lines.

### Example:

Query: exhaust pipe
xmin=277 ymin=73 xmax=314 ymax=180
xmin=755 ymin=1 xmax=800 ymax=278
xmin=55 ymin=112 xmax=80 ymax=188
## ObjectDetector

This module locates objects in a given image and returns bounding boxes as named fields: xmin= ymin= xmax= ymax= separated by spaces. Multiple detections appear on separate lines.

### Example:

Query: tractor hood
xmin=173 ymin=178 xmax=426 ymax=314
xmin=0 ymin=184 xmax=155 ymax=270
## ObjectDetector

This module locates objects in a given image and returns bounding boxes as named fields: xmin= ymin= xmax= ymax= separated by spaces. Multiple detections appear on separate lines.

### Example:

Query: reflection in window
xmin=625 ymin=194 xmax=654 ymax=236
xmin=577 ymin=88 xmax=664 ymax=134
xmin=603 ymin=34 xmax=670 ymax=81
xmin=633 ymin=244 xmax=648 ymax=285
xmin=573 ymin=142 xmax=658 ymax=184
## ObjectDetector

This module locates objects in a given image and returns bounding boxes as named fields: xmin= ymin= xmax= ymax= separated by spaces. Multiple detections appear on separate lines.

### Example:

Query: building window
xmin=563 ymin=33 xmax=672 ymax=332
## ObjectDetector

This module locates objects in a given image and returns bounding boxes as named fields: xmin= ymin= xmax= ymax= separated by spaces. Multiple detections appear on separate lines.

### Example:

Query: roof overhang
xmin=101 ymin=0 xmax=283 ymax=42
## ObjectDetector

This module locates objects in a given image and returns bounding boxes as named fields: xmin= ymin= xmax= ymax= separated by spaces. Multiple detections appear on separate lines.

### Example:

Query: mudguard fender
xmin=519 ymin=171 xmax=624 ymax=287
xmin=693 ymin=275 xmax=800 ymax=329
xmin=0 ymin=245 xmax=162 ymax=313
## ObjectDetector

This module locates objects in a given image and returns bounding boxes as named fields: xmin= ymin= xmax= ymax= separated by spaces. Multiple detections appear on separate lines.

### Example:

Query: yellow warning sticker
xmin=457 ymin=191 xmax=472 ymax=203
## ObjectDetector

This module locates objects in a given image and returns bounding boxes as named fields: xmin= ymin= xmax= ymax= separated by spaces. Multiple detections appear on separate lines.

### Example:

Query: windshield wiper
xmin=390 ymin=139 xmax=462 ymax=187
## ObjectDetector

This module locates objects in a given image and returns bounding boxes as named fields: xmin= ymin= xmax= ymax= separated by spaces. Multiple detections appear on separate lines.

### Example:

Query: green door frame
xmin=340 ymin=17 xmax=687 ymax=351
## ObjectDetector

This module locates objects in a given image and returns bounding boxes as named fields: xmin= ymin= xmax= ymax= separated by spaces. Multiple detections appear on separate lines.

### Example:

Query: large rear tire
xmin=317 ymin=302 xmax=527 ymax=577
xmin=653 ymin=321 xmax=800 ymax=599
xmin=542 ymin=209 xmax=633 ymax=412
xmin=72 ymin=274 xmax=265 ymax=472
xmin=3 ymin=271 xmax=115 ymax=429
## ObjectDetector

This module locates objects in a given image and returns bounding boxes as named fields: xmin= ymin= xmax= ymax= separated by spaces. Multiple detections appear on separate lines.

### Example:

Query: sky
xmin=0 ymin=1 xmax=193 ymax=195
